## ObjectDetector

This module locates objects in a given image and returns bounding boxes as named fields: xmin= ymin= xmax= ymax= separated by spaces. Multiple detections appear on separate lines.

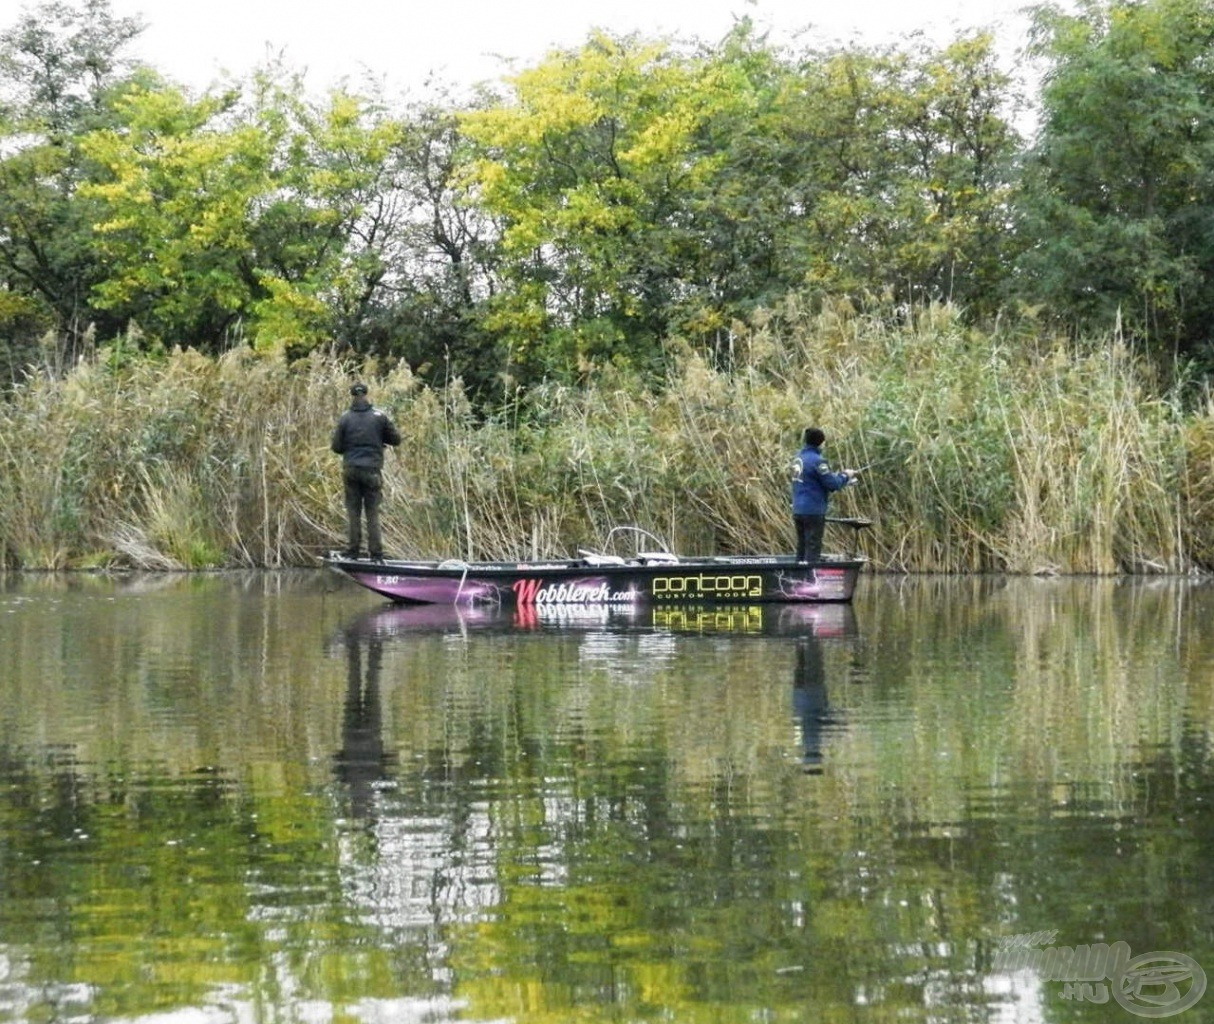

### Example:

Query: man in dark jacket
xmin=790 ymin=427 xmax=854 ymax=563
xmin=331 ymin=383 xmax=402 ymax=560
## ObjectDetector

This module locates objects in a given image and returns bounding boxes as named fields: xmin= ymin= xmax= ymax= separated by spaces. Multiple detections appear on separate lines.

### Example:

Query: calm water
xmin=0 ymin=571 xmax=1211 ymax=1024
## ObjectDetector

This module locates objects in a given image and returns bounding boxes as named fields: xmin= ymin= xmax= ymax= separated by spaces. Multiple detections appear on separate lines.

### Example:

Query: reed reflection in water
xmin=0 ymin=571 xmax=1210 ymax=1023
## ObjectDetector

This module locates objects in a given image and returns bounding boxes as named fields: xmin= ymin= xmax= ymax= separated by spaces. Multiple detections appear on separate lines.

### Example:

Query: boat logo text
xmin=652 ymin=573 xmax=764 ymax=599
xmin=512 ymin=577 xmax=637 ymax=605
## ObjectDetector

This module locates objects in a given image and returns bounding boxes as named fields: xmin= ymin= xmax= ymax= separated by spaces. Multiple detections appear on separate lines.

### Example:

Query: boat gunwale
xmin=325 ymin=553 xmax=868 ymax=577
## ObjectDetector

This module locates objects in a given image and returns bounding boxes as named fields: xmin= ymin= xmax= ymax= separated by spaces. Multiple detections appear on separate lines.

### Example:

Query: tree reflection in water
xmin=2 ymin=575 xmax=1210 ymax=1024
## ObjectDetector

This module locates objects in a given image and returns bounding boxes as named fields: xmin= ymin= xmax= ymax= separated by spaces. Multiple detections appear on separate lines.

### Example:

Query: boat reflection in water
xmin=332 ymin=600 xmax=860 ymax=802
xmin=338 ymin=599 xmax=857 ymax=640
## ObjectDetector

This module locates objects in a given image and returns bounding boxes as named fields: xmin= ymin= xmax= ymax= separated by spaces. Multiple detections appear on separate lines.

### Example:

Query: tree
xmin=0 ymin=0 xmax=144 ymax=133
xmin=1016 ymin=0 xmax=1214 ymax=366
xmin=459 ymin=30 xmax=774 ymax=383
xmin=79 ymin=66 xmax=437 ymax=354
xmin=756 ymin=34 xmax=1020 ymax=316
xmin=0 ymin=0 xmax=147 ymax=374
xmin=330 ymin=95 xmax=499 ymax=394
xmin=457 ymin=27 xmax=1022 ymax=387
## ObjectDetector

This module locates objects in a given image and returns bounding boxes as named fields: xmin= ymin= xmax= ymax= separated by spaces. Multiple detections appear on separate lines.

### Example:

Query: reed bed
xmin=0 ymin=302 xmax=1209 ymax=573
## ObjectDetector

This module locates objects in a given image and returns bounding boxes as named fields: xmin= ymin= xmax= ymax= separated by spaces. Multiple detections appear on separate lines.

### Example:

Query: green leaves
xmin=0 ymin=4 xmax=473 ymax=365
xmin=0 ymin=0 xmax=151 ymax=368
xmin=0 ymin=0 xmax=144 ymax=135
xmin=77 ymin=69 xmax=422 ymax=354
xmin=459 ymin=32 xmax=735 ymax=378
xmin=7 ymin=0 xmax=1214 ymax=389
xmin=768 ymin=35 xmax=1019 ymax=312
xmin=455 ymin=26 xmax=1022 ymax=386
xmin=1017 ymin=0 xmax=1214 ymax=359
xmin=81 ymin=85 xmax=253 ymax=343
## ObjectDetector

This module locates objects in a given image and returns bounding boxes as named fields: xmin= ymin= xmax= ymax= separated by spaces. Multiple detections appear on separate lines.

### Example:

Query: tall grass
xmin=1 ymin=302 xmax=1210 ymax=572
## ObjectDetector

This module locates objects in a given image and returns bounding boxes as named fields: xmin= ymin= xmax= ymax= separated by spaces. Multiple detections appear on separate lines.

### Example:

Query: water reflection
xmin=793 ymin=635 xmax=829 ymax=772
xmin=336 ymin=600 xmax=867 ymax=781
xmin=0 ymin=574 xmax=1211 ymax=1024
xmin=332 ymin=630 xmax=392 ymax=821
xmin=341 ymin=598 xmax=857 ymax=640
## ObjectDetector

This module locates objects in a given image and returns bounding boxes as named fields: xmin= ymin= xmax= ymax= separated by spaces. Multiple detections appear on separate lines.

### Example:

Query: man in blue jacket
xmin=790 ymin=427 xmax=855 ymax=563
xmin=331 ymin=383 xmax=402 ymax=560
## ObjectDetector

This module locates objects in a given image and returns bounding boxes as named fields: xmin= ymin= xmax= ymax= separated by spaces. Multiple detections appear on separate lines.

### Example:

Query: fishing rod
xmin=845 ymin=454 xmax=901 ymax=475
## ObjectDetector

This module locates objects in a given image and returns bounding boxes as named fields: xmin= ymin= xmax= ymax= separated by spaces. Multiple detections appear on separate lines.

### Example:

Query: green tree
xmin=756 ymin=34 xmax=1020 ymax=316
xmin=459 ymin=31 xmax=772 ymax=383
xmin=0 ymin=0 xmax=147 ymax=375
xmin=0 ymin=1 xmax=502 ymax=372
xmin=1016 ymin=0 xmax=1214 ymax=367
xmin=0 ymin=0 xmax=143 ymax=133
xmin=458 ymin=28 xmax=1021 ymax=387
xmin=79 ymin=66 xmax=426 ymax=354
xmin=342 ymin=95 xmax=500 ymax=393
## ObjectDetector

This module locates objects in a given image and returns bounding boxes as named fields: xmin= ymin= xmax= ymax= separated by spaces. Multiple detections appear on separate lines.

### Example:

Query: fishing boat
xmin=325 ymin=522 xmax=869 ymax=607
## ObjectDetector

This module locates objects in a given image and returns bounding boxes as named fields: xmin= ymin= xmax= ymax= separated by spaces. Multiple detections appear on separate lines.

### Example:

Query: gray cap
xmin=350 ymin=382 xmax=368 ymax=396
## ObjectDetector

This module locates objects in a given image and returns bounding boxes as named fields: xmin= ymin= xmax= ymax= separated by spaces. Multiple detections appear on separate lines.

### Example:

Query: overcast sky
xmin=97 ymin=0 xmax=1040 ymax=97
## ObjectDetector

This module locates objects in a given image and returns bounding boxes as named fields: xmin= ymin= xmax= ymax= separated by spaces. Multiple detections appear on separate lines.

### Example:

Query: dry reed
xmin=0 ymin=302 xmax=1208 ymax=573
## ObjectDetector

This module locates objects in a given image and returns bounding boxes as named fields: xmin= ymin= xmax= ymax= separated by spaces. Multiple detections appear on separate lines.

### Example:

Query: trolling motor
xmin=826 ymin=516 xmax=873 ymax=557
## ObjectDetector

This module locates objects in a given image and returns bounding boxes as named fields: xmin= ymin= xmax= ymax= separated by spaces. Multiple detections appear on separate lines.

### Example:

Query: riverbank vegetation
xmin=2 ymin=300 xmax=1211 ymax=572
xmin=2 ymin=0 xmax=1214 ymax=573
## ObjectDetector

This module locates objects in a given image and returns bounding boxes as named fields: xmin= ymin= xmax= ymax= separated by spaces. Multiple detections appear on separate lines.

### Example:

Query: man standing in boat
xmin=331 ymin=382 xmax=401 ymax=561
xmin=790 ymin=427 xmax=856 ymax=563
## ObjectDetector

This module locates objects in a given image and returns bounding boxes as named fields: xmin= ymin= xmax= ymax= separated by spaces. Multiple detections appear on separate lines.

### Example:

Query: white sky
xmin=93 ymin=0 xmax=1038 ymax=98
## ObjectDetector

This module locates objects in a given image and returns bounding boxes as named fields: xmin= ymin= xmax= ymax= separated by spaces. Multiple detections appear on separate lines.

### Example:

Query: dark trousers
xmin=343 ymin=466 xmax=384 ymax=557
xmin=794 ymin=514 xmax=826 ymax=563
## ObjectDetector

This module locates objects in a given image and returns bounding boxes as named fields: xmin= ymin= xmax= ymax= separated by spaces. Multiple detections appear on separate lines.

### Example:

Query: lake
xmin=0 ymin=571 xmax=1210 ymax=1023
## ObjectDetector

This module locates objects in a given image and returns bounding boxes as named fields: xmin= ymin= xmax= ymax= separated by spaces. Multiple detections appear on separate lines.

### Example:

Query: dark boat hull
xmin=324 ymin=553 xmax=864 ymax=606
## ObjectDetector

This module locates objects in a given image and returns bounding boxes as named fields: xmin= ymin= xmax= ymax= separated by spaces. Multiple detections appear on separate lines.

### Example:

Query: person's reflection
xmin=792 ymin=635 xmax=832 ymax=774
xmin=333 ymin=634 xmax=393 ymax=820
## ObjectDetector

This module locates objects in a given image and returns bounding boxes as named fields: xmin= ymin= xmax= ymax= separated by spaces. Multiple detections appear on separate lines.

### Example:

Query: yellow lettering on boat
xmin=653 ymin=607 xmax=763 ymax=632
xmin=652 ymin=574 xmax=763 ymax=599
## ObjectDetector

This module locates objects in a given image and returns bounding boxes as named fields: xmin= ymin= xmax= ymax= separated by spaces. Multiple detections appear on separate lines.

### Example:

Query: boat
xmin=325 ymin=522 xmax=870 ymax=607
